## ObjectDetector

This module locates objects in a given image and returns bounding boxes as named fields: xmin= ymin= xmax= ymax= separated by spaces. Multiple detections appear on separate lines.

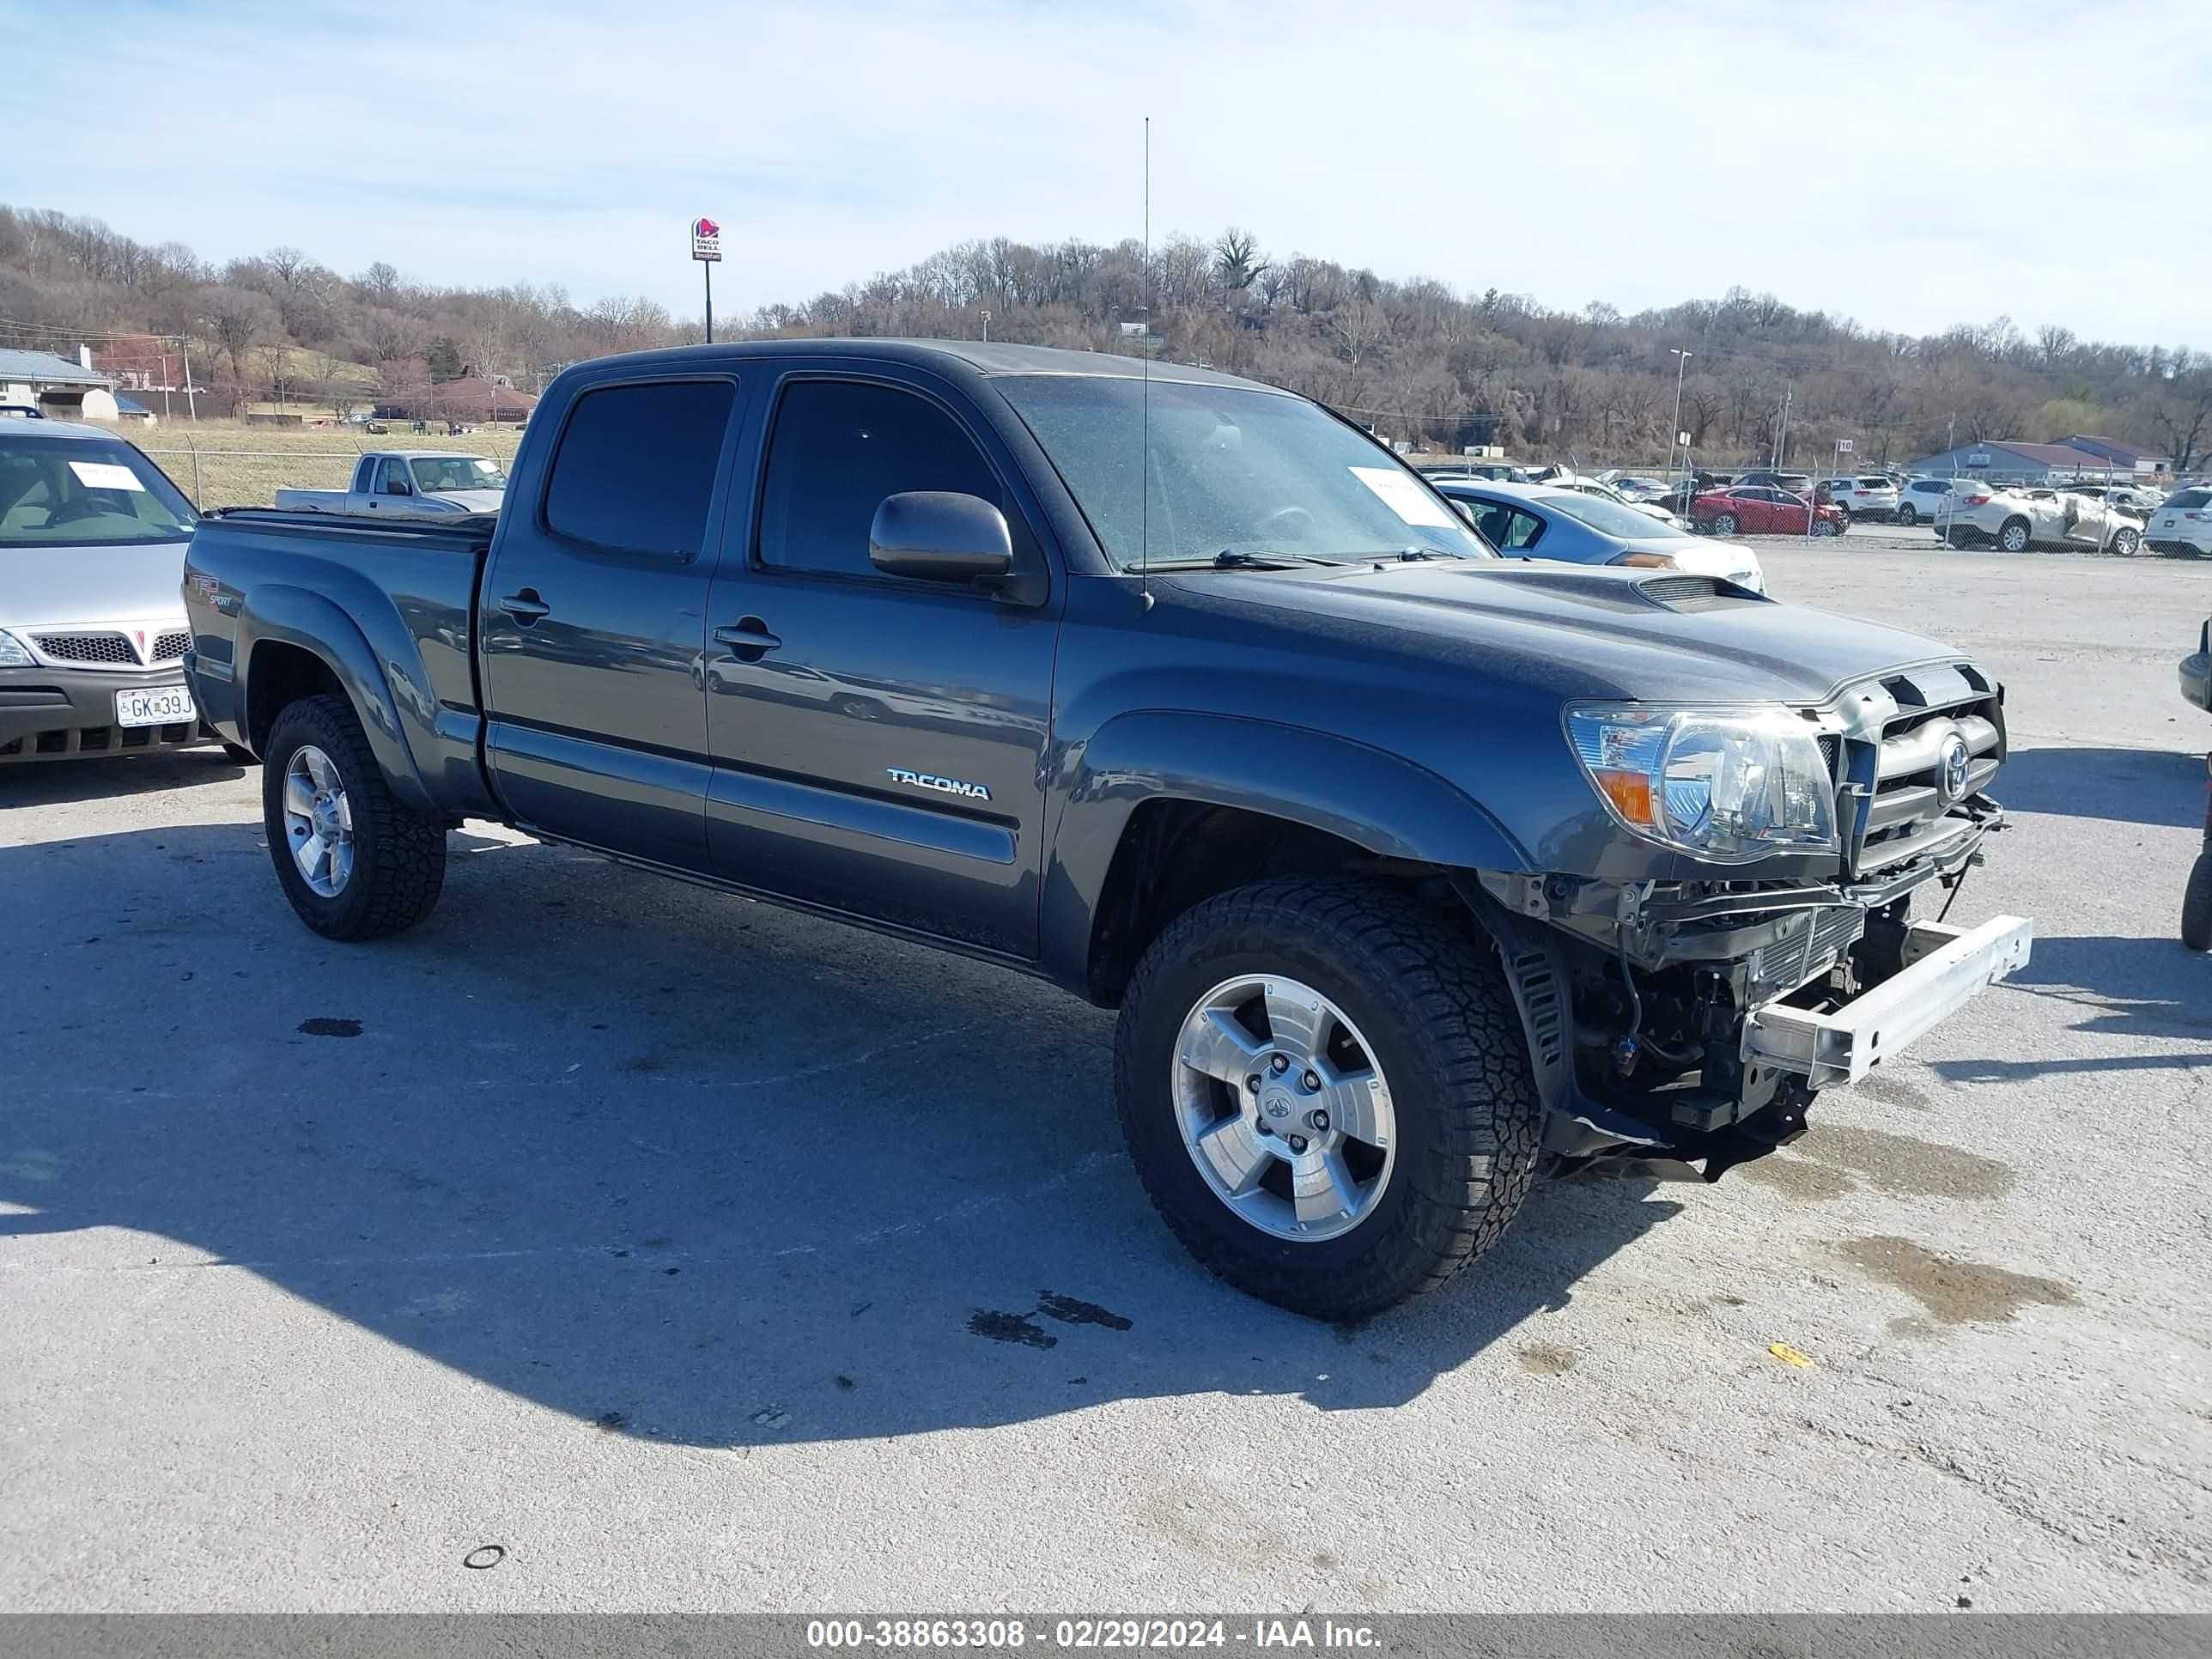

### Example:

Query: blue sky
xmin=4 ymin=0 xmax=2208 ymax=346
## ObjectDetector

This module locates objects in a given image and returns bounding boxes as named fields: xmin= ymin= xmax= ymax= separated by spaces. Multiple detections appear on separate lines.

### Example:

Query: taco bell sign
xmin=691 ymin=217 xmax=722 ymax=262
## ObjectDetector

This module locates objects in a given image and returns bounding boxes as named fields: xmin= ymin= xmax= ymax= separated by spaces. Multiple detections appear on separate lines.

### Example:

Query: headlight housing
xmin=0 ymin=630 xmax=33 ymax=668
xmin=1566 ymin=702 xmax=1838 ymax=861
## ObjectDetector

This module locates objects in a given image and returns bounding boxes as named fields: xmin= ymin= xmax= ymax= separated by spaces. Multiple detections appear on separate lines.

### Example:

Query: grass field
xmin=127 ymin=418 xmax=526 ymax=511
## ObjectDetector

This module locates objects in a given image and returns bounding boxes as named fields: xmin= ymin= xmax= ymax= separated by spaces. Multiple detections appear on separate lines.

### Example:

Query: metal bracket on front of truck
xmin=1743 ymin=914 xmax=2033 ymax=1089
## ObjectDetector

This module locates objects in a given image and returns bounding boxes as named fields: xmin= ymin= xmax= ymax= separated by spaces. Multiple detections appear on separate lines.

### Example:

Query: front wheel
xmin=262 ymin=694 xmax=447 ymax=940
xmin=1114 ymin=878 xmax=1542 ymax=1320
xmin=2185 ymin=853 xmax=2212 ymax=952
xmin=1812 ymin=517 xmax=1842 ymax=538
xmin=1711 ymin=513 xmax=1738 ymax=537
xmin=1897 ymin=503 xmax=1918 ymax=526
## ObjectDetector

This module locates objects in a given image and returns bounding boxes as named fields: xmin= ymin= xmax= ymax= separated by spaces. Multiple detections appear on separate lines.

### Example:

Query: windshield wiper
xmin=1142 ymin=550 xmax=1346 ymax=571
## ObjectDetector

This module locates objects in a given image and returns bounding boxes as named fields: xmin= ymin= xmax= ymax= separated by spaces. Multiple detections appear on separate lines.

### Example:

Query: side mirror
xmin=869 ymin=491 xmax=1013 ymax=585
xmin=1452 ymin=500 xmax=1480 ymax=527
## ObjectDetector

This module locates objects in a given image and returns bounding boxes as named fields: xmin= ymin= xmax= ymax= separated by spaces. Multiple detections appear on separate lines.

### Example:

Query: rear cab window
xmin=544 ymin=380 xmax=737 ymax=557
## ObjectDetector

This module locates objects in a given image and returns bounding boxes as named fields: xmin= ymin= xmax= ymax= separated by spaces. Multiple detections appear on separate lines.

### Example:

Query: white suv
xmin=1817 ymin=476 xmax=1901 ymax=521
xmin=1895 ymin=476 xmax=1980 ymax=526
xmin=1938 ymin=484 xmax=2144 ymax=554
xmin=2146 ymin=487 xmax=2212 ymax=559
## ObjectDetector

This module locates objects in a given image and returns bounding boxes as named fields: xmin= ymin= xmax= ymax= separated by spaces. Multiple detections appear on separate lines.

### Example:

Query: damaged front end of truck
xmin=1468 ymin=659 xmax=2033 ymax=1181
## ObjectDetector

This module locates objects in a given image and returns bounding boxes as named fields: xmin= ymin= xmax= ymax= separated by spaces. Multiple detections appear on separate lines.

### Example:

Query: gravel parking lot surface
xmin=3 ymin=544 xmax=2207 ymax=1613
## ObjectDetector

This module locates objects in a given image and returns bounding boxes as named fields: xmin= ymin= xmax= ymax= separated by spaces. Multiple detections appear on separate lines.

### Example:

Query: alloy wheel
xmin=283 ymin=744 xmax=355 ymax=897
xmin=1170 ymin=975 xmax=1397 ymax=1243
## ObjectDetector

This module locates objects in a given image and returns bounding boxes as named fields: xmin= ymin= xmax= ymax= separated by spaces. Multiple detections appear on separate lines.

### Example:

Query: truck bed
xmin=182 ymin=508 xmax=498 ymax=815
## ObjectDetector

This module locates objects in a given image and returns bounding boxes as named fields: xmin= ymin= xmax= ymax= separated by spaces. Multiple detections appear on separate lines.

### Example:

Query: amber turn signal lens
xmin=1592 ymin=768 xmax=1655 ymax=826
xmin=1609 ymin=552 xmax=1679 ymax=569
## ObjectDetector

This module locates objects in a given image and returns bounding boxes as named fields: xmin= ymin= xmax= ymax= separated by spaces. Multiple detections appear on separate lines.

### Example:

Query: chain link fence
xmin=137 ymin=431 xmax=526 ymax=512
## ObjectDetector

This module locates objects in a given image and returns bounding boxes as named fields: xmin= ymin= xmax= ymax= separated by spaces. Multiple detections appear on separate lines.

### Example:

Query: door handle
xmin=500 ymin=588 xmax=551 ymax=623
xmin=713 ymin=617 xmax=781 ymax=659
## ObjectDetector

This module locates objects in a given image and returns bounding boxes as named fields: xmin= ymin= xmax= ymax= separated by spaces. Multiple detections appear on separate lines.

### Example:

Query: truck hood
xmin=1191 ymin=559 xmax=1966 ymax=706
xmin=0 ymin=537 xmax=192 ymax=628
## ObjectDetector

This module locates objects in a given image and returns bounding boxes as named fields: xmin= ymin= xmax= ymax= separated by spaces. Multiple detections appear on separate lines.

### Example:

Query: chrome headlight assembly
xmin=1566 ymin=702 xmax=1838 ymax=861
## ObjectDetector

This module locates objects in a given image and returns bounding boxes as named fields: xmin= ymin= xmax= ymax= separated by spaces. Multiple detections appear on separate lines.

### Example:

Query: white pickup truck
xmin=274 ymin=451 xmax=506 ymax=518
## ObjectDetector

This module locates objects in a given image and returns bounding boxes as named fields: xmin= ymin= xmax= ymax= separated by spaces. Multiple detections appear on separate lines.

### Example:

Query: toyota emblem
xmin=1936 ymin=732 xmax=1971 ymax=806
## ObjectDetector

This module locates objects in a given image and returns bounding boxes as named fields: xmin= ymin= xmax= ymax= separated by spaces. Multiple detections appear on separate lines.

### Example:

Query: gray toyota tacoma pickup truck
xmin=180 ymin=340 xmax=2031 ymax=1319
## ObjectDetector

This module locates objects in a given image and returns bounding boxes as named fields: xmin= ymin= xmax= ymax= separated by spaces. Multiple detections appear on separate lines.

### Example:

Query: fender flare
xmin=235 ymin=586 xmax=436 ymax=814
xmin=1040 ymin=709 xmax=1533 ymax=990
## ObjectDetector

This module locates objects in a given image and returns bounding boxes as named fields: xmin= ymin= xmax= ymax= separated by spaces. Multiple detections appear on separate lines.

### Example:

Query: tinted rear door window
xmin=544 ymin=379 xmax=736 ymax=558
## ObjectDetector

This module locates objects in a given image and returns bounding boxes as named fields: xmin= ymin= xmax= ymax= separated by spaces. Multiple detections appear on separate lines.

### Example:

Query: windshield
xmin=1542 ymin=489 xmax=1690 ymax=539
xmin=997 ymin=374 xmax=1496 ymax=567
xmin=0 ymin=433 xmax=198 ymax=548
xmin=410 ymin=455 xmax=506 ymax=492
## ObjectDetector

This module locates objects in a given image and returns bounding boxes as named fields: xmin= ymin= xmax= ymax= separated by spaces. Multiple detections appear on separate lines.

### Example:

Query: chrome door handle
xmin=713 ymin=618 xmax=781 ymax=658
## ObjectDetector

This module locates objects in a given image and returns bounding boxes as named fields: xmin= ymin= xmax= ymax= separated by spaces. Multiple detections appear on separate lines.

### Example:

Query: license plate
xmin=114 ymin=684 xmax=196 ymax=728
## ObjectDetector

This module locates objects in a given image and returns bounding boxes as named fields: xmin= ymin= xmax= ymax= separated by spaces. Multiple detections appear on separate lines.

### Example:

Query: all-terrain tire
xmin=262 ymin=694 xmax=447 ymax=940
xmin=2184 ymin=853 xmax=2212 ymax=952
xmin=1114 ymin=878 xmax=1542 ymax=1320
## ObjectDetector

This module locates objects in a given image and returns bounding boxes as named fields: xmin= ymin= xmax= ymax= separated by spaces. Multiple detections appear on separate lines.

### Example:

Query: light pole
xmin=1668 ymin=347 xmax=1692 ymax=489
xmin=980 ymin=308 xmax=993 ymax=343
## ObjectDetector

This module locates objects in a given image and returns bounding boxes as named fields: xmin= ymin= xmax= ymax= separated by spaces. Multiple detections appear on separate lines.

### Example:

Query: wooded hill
xmin=5 ymin=204 xmax=2207 ymax=469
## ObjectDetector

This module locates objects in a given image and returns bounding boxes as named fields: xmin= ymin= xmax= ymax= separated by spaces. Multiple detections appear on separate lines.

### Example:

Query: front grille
xmin=33 ymin=631 xmax=137 ymax=665
xmin=1844 ymin=662 xmax=2003 ymax=877
xmin=153 ymin=630 xmax=190 ymax=662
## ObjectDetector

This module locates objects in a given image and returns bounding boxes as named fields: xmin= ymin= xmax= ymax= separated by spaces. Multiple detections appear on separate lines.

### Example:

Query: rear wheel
xmin=261 ymin=694 xmax=447 ymax=940
xmin=1114 ymin=878 xmax=1543 ymax=1320
xmin=1999 ymin=517 xmax=2032 ymax=553
xmin=2111 ymin=525 xmax=2142 ymax=556
xmin=2185 ymin=853 xmax=2212 ymax=952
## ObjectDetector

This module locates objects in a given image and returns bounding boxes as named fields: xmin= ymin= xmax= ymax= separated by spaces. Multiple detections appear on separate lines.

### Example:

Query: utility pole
xmin=179 ymin=331 xmax=198 ymax=422
xmin=1775 ymin=382 xmax=1793 ymax=470
xmin=980 ymin=308 xmax=993 ymax=343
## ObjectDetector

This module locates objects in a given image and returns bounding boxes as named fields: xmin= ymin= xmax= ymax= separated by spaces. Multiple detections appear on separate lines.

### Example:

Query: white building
xmin=0 ymin=347 xmax=119 ymax=422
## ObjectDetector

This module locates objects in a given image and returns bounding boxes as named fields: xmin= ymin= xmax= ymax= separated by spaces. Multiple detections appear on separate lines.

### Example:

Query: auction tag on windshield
xmin=69 ymin=460 xmax=146 ymax=491
xmin=1351 ymin=466 xmax=1454 ymax=528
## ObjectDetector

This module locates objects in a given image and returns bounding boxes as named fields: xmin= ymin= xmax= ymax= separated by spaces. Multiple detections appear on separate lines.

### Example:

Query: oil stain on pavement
xmin=1837 ymin=1235 xmax=2078 ymax=1328
xmin=1741 ymin=1124 xmax=2017 ymax=1203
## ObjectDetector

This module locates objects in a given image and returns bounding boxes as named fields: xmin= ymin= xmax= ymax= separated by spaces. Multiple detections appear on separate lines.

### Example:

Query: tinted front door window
xmin=758 ymin=380 xmax=1001 ymax=578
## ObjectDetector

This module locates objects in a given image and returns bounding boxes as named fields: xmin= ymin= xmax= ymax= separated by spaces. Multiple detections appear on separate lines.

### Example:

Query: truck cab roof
xmin=559 ymin=337 xmax=1289 ymax=396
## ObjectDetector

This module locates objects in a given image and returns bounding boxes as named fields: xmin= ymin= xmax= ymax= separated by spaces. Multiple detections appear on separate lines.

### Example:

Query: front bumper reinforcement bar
xmin=1741 ymin=914 xmax=2033 ymax=1090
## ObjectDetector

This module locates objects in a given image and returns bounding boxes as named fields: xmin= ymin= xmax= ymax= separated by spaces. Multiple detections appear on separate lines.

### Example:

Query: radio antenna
xmin=1139 ymin=115 xmax=1154 ymax=613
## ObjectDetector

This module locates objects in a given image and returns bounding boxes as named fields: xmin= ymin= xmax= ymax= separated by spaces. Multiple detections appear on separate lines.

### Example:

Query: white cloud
xmin=7 ymin=0 xmax=2208 ymax=344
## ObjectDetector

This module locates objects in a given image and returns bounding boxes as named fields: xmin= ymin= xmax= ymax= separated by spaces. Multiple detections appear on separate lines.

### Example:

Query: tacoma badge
xmin=885 ymin=767 xmax=991 ymax=801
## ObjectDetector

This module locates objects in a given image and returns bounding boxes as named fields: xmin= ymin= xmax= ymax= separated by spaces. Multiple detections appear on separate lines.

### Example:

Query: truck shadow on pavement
xmin=1929 ymin=933 xmax=2212 ymax=1084
xmin=1989 ymin=743 xmax=2203 ymax=830
xmin=0 ymin=819 xmax=1681 ymax=1449
xmin=0 ymin=748 xmax=248 ymax=807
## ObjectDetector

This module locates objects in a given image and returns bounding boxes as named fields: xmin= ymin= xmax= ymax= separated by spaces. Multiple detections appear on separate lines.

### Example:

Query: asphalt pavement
xmin=2 ymin=543 xmax=2207 ymax=1612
